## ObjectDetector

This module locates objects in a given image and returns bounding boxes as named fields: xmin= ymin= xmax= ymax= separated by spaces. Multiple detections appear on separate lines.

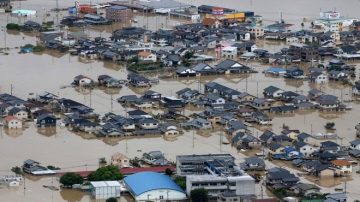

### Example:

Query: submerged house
xmin=127 ymin=74 xmax=151 ymax=87
xmin=263 ymin=86 xmax=284 ymax=98
xmin=72 ymin=75 xmax=94 ymax=86
xmin=251 ymin=111 xmax=272 ymax=125
xmin=36 ymin=114 xmax=57 ymax=127
xmin=284 ymin=66 xmax=304 ymax=79
xmin=266 ymin=167 xmax=299 ymax=189
xmin=204 ymin=82 xmax=241 ymax=101
xmin=240 ymin=157 xmax=266 ymax=171
xmin=215 ymin=59 xmax=252 ymax=74
xmin=4 ymin=116 xmax=22 ymax=129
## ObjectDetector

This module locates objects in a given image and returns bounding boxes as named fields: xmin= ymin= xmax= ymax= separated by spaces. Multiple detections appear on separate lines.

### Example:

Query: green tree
xmin=129 ymin=56 xmax=139 ymax=64
xmin=190 ymin=188 xmax=208 ymax=202
xmin=11 ymin=166 xmax=23 ymax=175
xmin=60 ymin=172 xmax=84 ymax=188
xmin=165 ymin=168 xmax=173 ymax=176
xmin=6 ymin=23 xmax=20 ymax=30
xmin=88 ymin=165 xmax=123 ymax=181
xmin=174 ymin=176 xmax=186 ymax=190
xmin=106 ymin=197 xmax=118 ymax=202
xmin=184 ymin=51 xmax=194 ymax=60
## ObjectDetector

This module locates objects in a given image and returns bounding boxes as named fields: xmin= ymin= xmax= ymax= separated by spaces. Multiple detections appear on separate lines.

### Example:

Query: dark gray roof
xmin=269 ymin=142 xmax=283 ymax=150
xmin=264 ymin=85 xmax=281 ymax=94
xmin=350 ymin=139 xmax=360 ymax=146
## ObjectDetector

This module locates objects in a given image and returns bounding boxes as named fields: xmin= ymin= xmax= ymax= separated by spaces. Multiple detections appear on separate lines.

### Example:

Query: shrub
xmin=60 ymin=172 xmax=84 ymax=187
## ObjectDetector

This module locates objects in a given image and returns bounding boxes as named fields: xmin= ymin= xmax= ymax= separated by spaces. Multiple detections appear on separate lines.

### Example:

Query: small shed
xmin=90 ymin=181 xmax=121 ymax=199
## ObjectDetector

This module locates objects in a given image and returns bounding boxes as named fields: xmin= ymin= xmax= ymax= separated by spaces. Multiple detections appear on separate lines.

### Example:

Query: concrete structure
xmin=90 ymin=181 xmax=121 ymax=199
xmin=177 ymin=154 xmax=255 ymax=198
xmin=249 ymin=27 xmax=264 ymax=38
xmin=314 ymin=11 xmax=358 ymax=32
xmin=124 ymin=172 xmax=186 ymax=202
xmin=186 ymin=174 xmax=255 ymax=197
xmin=221 ymin=46 xmax=238 ymax=59
xmin=176 ymin=154 xmax=235 ymax=176
xmin=106 ymin=5 xmax=133 ymax=22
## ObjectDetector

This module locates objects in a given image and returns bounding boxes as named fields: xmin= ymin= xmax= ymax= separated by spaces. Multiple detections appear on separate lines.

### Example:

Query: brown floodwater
xmin=1 ymin=0 xmax=360 ymax=201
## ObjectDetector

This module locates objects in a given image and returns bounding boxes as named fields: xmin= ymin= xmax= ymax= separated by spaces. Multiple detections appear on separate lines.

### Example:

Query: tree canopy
xmin=60 ymin=172 xmax=84 ymax=187
xmin=165 ymin=168 xmax=173 ymax=176
xmin=106 ymin=197 xmax=118 ymax=202
xmin=88 ymin=165 xmax=123 ymax=181
xmin=190 ymin=188 xmax=208 ymax=202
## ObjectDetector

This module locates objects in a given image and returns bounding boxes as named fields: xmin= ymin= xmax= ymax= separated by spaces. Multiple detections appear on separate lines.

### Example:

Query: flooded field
xmin=1 ymin=0 xmax=360 ymax=201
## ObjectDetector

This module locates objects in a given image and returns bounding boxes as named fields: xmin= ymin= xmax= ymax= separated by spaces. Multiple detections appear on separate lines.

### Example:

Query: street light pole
xmin=1 ymin=26 xmax=6 ymax=48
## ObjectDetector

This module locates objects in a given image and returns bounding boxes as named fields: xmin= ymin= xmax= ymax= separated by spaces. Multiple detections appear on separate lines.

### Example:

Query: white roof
xmin=90 ymin=181 xmax=120 ymax=187
xmin=32 ymin=170 xmax=56 ymax=175
xmin=222 ymin=46 xmax=237 ymax=51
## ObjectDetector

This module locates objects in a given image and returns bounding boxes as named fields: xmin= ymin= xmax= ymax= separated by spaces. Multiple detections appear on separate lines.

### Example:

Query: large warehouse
xmin=124 ymin=172 xmax=187 ymax=201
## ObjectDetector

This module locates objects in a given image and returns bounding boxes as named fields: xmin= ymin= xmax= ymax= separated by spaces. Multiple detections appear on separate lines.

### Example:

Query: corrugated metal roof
xmin=124 ymin=172 xmax=184 ymax=196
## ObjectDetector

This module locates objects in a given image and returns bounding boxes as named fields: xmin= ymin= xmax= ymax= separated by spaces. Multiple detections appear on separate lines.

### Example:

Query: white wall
xmin=92 ymin=186 xmax=121 ymax=199
xmin=136 ymin=189 xmax=187 ymax=202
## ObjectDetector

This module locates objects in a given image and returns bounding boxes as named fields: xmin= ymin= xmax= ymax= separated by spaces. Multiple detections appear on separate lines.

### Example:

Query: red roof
xmin=58 ymin=166 xmax=175 ymax=178
xmin=4 ymin=116 xmax=19 ymax=122
xmin=121 ymin=166 xmax=175 ymax=175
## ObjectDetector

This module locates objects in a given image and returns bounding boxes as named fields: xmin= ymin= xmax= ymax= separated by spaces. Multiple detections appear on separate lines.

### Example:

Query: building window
xmin=160 ymin=195 xmax=164 ymax=199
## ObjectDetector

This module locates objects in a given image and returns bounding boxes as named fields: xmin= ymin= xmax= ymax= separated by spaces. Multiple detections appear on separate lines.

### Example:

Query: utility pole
xmin=110 ymin=94 xmax=113 ymax=112
xmin=89 ymin=88 xmax=92 ymax=107
xmin=2 ymin=26 xmax=6 ymax=48
xmin=260 ymin=181 xmax=264 ymax=199
xmin=56 ymin=0 xmax=59 ymax=26
xmin=219 ymin=132 xmax=222 ymax=152
xmin=245 ymin=77 xmax=248 ymax=92
xmin=192 ymin=130 xmax=194 ymax=148
xmin=10 ymin=84 xmax=13 ymax=95
xmin=256 ymin=81 xmax=259 ymax=97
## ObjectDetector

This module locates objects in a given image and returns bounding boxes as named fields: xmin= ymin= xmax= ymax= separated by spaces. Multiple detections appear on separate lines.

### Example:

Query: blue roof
xmin=124 ymin=172 xmax=185 ymax=196
xmin=265 ymin=67 xmax=286 ymax=73
xmin=110 ymin=5 xmax=128 ymax=10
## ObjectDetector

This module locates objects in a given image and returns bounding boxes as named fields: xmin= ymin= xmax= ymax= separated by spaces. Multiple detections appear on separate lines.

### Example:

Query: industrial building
xmin=176 ymin=154 xmax=235 ymax=176
xmin=124 ymin=172 xmax=187 ymax=202
xmin=90 ymin=181 xmax=121 ymax=199
xmin=106 ymin=5 xmax=133 ymax=22
xmin=177 ymin=154 xmax=255 ymax=198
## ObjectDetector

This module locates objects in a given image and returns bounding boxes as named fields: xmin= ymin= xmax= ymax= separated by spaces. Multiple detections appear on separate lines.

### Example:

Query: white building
xmin=90 ymin=181 xmax=121 ymax=199
xmin=111 ymin=152 xmax=130 ymax=168
xmin=221 ymin=47 xmax=238 ymax=59
xmin=314 ymin=11 xmax=358 ymax=32
xmin=310 ymin=72 xmax=328 ymax=84
xmin=177 ymin=154 xmax=255 ymax=199
xmin=138 ymin=51 xmax=157 ymax=62
xmin=186 ymin=174 xmax=255 ymax=197
xmin=249 ymin=27 xmax=264 ymax=38
xmin=4 ymin=116 xmax=22 ymax=129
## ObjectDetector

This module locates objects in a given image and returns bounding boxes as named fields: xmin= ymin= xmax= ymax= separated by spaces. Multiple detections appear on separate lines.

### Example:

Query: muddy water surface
xmin=1 ymin=0 xmax=360 ymax=201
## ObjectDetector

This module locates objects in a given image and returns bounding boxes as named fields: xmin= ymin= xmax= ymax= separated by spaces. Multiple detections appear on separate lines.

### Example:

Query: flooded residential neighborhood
xmin=1 ymin=0 xmax=360 ymax=202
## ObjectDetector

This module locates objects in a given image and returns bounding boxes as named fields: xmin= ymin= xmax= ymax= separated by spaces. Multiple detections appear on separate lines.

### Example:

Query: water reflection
xmin=37 ymin=127 xmax=57 ymax=137
xmin=60 ymin=189 xmax=87 ymax=202
xmin=4 ymin=128 xmax=23 ymax=138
